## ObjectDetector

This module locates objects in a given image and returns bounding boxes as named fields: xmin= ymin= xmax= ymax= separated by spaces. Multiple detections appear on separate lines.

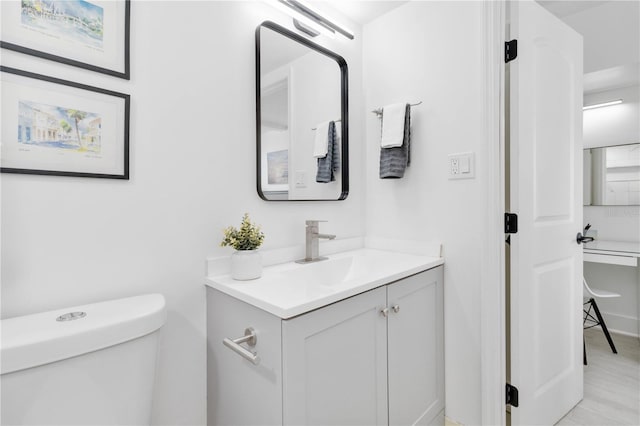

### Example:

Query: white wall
xmin=562 ymin=1 xmax=640 ymax=74
xmin=583 ymin=85 xmax=640 ymax=148
xmin=0 ymin=2 xmax=365 ymax=425
xmin=363 ymin=2 xmax=485 ymax=424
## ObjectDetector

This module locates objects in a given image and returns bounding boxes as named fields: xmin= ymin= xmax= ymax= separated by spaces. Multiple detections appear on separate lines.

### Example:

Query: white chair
xmin=583 ymin=277 xmax=620 ymax=362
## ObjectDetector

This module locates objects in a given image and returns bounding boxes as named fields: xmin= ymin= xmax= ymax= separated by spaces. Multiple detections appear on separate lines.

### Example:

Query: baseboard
xmin=445 ymin=416 xmax=464 ymax=426
xmin=599 ymin=311 xmax=639 ymax=338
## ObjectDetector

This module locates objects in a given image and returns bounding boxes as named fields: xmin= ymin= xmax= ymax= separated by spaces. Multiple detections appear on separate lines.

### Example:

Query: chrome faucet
xmin=296 ymin=220 xmax=336 ymax=263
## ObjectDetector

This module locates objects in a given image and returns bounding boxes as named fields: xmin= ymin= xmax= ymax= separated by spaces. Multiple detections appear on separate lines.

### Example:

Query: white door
xmin=387 ymin=268 xmax=444 ymax=426
xmin=282 ymin=286 xmax=388 ymax=425
xmin=508 ymin=1 xmax=584 ymax=425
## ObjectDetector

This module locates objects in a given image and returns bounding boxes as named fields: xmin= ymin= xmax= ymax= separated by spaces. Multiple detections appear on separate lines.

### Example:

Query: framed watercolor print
xmin=260 ymin=148 xmax=289 ymax=194
xmin=1 ymin=1 xmax=130 ymax=79
xmin=267 ymin=149 xmax=288 ymax=185
xmin=1 ymin=66 xmax=130 ymax=179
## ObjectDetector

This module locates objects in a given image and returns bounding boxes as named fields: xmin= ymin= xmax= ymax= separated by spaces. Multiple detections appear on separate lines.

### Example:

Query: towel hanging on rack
xmin=380 ymin=103 xmax=407 ymax=148
xmin=317 ymin=121 xmax=340 ymax=183
xmin=313 ymin=121 xmax=331 ymax=158
xmin=380 ymin=104 xmax=411 ymax=179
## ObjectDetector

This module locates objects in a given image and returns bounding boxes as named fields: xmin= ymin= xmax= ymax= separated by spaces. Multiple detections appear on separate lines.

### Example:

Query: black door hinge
xmin=505 ymin=39 xmax=518 ymax=63
xmin=506 ymin=383 xmax=519 ymax=407
xmin=505 ymin=213 xmax=518 ymax=234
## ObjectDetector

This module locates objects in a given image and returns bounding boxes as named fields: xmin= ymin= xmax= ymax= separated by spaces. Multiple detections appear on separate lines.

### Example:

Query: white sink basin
xmin=206 ymin=248 xmax=443 ymax=319
xmin=282 ymin=257 xmax=356 ymax=287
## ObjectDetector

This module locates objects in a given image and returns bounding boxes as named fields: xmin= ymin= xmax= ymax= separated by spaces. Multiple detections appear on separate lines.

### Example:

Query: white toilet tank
xmin=1 ymin=294 xmax=166 ymax=426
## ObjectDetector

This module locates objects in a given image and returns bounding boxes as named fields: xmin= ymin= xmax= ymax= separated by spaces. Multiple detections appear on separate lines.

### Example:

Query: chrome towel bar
xmin=223 ymin=327 xmax=260 ymax=365
xmin=372 ymin=101 xmax=422 ymax=117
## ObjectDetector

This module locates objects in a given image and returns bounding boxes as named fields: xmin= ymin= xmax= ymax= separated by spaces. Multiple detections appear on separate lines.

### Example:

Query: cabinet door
xmin=387 ymin=267 xmax=444 ymax=425
xmin=282 ymin=286 xmax=388 ymax=425
xmin=206 ymin=289 xmax=282 ymax=426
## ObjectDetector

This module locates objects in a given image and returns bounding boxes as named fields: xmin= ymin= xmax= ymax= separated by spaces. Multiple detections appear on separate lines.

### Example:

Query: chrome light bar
xmin=277 ymin=0 xmax=355 ymax=40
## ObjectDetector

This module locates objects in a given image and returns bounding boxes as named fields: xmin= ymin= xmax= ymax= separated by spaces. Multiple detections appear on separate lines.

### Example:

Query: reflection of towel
xmin=381 ymin=103 xmax=407 ymax=148
xmin=313 ymin=121 xmax=331 ymax=158
xmin=316 ymin=121 xmax=340 ymax=183
xmin=380 ymin=104 xmax=410 ymax=179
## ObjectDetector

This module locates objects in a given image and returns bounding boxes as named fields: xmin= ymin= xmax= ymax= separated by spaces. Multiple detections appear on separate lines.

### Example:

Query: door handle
xmin=576 ymin=232 xmax=594 ymax=245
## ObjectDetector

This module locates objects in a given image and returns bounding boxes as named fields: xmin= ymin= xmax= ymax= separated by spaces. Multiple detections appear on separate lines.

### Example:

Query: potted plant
xmin=220 ymin=213 xmax=265 ymax=280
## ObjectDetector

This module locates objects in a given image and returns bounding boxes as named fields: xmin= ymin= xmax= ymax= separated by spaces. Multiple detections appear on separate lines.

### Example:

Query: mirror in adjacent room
xmin=584 ymin=143 xmax=640 ymax=206
xmin=256 ymin=21 xmax=348 ymax=201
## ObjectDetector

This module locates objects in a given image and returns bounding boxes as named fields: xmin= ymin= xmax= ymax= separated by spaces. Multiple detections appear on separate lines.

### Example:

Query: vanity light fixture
xmin=275 ymin=0 xmax=354 ymax=40
xmin=264 ymin=0 xmax=333 ymax=38
xmin=582 ymin=99 xmax=623 ymax=111
xmin=293 ymin=18 xmax=321 ymax=37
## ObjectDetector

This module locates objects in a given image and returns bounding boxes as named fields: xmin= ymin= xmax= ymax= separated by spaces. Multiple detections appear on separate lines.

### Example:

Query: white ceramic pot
xmin=230 ymin=250 xmax=262 ymax=280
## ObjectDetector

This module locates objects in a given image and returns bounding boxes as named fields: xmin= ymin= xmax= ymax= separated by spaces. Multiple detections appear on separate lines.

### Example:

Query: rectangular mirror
xmin=256 ymin=21 xmax=348 ymax=201
xmin=584 ymin=143 xmax=640 ymax=206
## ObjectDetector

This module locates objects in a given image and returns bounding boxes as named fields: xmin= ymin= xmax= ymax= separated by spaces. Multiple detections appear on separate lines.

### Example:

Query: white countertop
xmin=584 ymin=240 xmax=640 ymax=256
xmin=205 ymin=248 xmax=444 ymax=319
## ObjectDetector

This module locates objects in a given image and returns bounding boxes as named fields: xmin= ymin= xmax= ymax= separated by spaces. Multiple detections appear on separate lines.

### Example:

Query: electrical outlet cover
xmin=448 ymin=152 xmax=475 ymax=179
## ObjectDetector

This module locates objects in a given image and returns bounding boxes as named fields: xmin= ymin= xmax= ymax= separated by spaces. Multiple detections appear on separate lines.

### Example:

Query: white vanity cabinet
xmin=207 ymin=266 xmax=444 ymax=426
xmin=282 ymin=286 xmax=389 ymax=425
xmin=387 ymin=267 xmax=444 ymax=425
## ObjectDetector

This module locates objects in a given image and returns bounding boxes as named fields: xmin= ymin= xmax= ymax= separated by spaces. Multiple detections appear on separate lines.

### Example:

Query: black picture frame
xmin=0 ymin=66 xmax=131 ymax=180
xmin=1 ymin=0 xmax=130 ymax=79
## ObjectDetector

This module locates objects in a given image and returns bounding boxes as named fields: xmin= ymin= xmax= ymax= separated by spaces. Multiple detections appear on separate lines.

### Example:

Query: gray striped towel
xmin=380 ymin=104 xmax=411 ymax=179
xmin=316 ymin=121 xmax=340 ymax=183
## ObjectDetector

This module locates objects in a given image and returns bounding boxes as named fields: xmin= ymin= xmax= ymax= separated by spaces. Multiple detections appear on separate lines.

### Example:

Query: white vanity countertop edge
xmin=583 ymin=240 xmax=640 ymax=256
xmin=205 ymin=252 xmax=444 ymax=319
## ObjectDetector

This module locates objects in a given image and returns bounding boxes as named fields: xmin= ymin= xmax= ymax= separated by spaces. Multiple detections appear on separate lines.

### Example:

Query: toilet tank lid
xmin=1 ymin=294 xmax=166 ymax=375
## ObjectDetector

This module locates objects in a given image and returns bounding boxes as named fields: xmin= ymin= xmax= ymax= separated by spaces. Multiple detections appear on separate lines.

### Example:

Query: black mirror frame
xmin=256 ymin=21 xmax=349 ymax=201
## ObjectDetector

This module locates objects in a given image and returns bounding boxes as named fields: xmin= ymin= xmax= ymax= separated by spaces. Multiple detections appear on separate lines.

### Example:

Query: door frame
xmin=479 ymin=0 xmax=507 ymax=424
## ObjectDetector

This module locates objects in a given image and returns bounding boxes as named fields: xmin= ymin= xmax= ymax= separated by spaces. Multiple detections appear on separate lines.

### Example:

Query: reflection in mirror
xmin=256 ymin=21 xmax=348 ymax=201
xmin=584 ymin=143 xmax=640 ymax=206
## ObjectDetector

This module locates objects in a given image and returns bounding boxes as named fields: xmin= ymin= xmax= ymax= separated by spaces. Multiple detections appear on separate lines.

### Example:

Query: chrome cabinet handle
xmin=223 ymin=327 xmax=261 ymax=365
xmin=392 ymin=305 xmax=400 ymax=313
xmin=381 ymin=307 xmax=389 ymax=317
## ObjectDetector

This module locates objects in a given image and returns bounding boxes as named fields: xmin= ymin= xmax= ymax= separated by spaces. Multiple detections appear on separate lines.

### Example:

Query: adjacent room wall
xmin=363 ymin=2 xmax=485 ymax=424
xmin=583 ymin=85 xmax=640 ymax=148
xmin=583 ymin=85 xmax=640 ymax=337
xmin=0 ymin=2 xmax=365 ymax=424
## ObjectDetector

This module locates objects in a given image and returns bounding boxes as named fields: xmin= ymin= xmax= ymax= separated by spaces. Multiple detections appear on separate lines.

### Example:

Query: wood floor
xmin=556 ymin=328 xmax=640 ymax=426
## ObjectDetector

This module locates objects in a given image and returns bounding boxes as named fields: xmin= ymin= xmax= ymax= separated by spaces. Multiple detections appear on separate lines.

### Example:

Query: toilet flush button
xmin=56 ymin=312 xmax=87 ymax=322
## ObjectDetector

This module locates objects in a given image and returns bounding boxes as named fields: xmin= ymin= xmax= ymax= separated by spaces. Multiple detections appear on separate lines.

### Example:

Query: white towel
xmin=381 ymin=103 xmax=408 ymax=148
xmin=313 ymin=121 xmax=331 ymax=158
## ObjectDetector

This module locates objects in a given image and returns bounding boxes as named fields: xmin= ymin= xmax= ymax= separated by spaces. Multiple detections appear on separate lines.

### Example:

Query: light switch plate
xmin=295 ymin=170 xmax=307 ymax=188
xmin=448 ymin=152 xmax=475 ymax=179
